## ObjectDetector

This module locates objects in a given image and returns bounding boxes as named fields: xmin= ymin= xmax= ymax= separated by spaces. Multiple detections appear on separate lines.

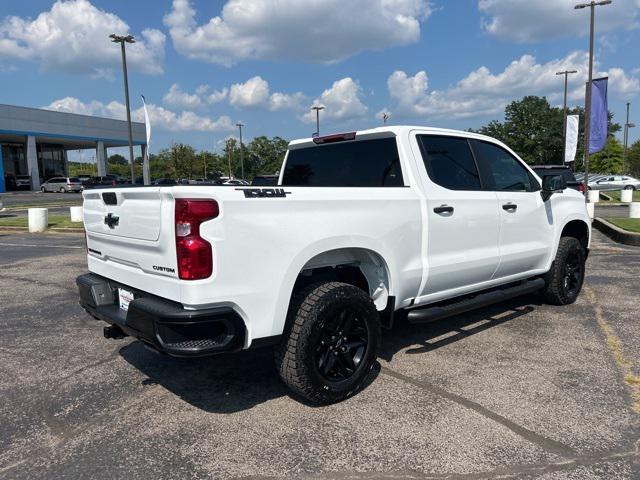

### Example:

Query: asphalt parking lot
xmin=0 ymin=230 xmax=639 ymax=479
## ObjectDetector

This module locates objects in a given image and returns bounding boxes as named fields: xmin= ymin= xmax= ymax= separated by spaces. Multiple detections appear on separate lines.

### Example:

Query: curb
xmin=593 ymin=217 xmax=640 ymax=247
xmin=0 ymin=226 xmax=84 ymax=234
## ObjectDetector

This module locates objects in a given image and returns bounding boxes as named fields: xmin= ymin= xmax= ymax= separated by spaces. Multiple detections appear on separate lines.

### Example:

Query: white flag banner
xmin=565 ymin=114 xmax=579 ymax=163
xmin=141 ymin=95 xmax=151 ymax=154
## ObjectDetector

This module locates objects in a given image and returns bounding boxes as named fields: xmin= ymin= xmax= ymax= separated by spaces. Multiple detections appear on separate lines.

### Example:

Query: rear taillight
xmin=578 ymin=183 xmax=585 ymax=193
xmin=175 ymin=199 xmax=219 ymax=280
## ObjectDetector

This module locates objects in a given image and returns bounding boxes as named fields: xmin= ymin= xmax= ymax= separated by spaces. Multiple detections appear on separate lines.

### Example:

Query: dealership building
xmin=0 ymin=104 xmax=146 ymax=193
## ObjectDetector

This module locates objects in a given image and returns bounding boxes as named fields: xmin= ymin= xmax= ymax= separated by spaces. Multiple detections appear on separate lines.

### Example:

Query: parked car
xmin=86 ymin=176 xmax=117 ymax=188
xmin=222 ymin=178 xmax=250 ymax=186
xmin=77 ymin=175 xmax=92 ymax=186
xmin=251 ymin=175 xmax=279 ymax=186
xmin=531 ymin=165 xmax=584 ymax=193
xmin=589 ymin=175 xmax=640 ymax=191
xmin=151 ymin=178 xmax=177 ymax=186
xmin=15 ymin=174 xmax=32 ymax=190
xmin=77 ymin=126 xmax=590 ymax=404
xmin=41 ymin=177 xmax=83 ymax=193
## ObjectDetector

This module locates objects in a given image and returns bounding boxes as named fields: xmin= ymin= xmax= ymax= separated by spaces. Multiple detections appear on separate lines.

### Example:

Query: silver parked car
xmin=589 ymin=175 xmax=640 ymax=191
xmin=41 ymin=177 xmax=83 ymax=193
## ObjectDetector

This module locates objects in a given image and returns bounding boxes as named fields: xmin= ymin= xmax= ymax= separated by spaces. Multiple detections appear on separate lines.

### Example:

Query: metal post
xmin=311 ymin=106 xmax=324 ymax=136
xmin=236 ymin=123 xmax=244 ymax=180
xmin=623 ymin=102 xmax=630 ymax=173
xmin=575 ymin=1 xmax=612 ymax=199
xmin=111 ymin=34 xmax=136 ymax=185
xmin=556 ymin=70 xmax=578 ymax=164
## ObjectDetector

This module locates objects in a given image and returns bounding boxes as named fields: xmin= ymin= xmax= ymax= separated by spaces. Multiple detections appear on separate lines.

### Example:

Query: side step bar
xmin=407 ymin=278 xmax=545 ymax=324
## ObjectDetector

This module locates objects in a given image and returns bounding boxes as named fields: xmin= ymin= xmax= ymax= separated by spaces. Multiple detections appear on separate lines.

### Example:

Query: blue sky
xmin=0 ymin=0 xmax=638 ymax=159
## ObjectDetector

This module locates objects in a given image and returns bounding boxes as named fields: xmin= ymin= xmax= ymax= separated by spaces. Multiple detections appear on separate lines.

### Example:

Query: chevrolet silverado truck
xmin=77 ymin=126 xmax=591 ymax=404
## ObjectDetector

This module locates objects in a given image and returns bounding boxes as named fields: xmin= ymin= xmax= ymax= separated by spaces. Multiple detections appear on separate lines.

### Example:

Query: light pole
xmin=555 ymin=69 xmax=578 ymax=165
xmin=574 ymin=0 xmax=612 ymax=198
xmin=110 ymin=33 xmax=136 ymax=185
xmin=623 ymin=102 xmax=635 ymax=173
xmin=236 ymin=122 xmax=244 ymax=180
xmin=311 ymin=105 xmax=324 ymax=136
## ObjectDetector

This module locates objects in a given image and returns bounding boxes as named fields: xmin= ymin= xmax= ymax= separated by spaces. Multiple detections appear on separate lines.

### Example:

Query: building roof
xmin=0 ymin=104 xmax=146 ymax=149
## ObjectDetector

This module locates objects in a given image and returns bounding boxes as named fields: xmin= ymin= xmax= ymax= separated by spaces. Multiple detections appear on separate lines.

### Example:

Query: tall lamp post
xmin=311 ymin=105 xmax=324 ymax=136
xmin=555 ymin=69 xmax=578 ymax=165
xmin=236 ymin=122 xmax=245 ymax=180
xmin=623 ymin=102 xmax=635 ymax=173
xmin=110 ymin=33 xmax=136 ymax=185
xmin=574 ymin=0 xmax=612 ymax=198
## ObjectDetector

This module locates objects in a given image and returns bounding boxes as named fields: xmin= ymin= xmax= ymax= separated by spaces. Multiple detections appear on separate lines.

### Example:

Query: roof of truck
xmin=288 ymin=125 xmax=499 ymax=148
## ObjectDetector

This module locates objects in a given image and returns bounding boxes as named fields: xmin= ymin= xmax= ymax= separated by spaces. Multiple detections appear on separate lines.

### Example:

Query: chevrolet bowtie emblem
xmin=104 ymin=213 xmax=119 ymax=229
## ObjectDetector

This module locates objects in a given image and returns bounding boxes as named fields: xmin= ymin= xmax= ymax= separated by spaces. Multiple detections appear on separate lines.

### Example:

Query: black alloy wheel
xmin=314 ymin=307 xmax=369 ymax=383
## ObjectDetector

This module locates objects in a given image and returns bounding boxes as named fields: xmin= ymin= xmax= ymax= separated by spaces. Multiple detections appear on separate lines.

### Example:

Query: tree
xmin=475 ymin=96 xmax=621 ymax=168
xmin=590 ymin=137 xmax=624 ymax=174
xmin=108 ymin=154 xmax=128 ymax=165
xmin=163 ymin=143 xmax=198 ymax=179
xmin=626 ymin=139 xmax=640 ymax=177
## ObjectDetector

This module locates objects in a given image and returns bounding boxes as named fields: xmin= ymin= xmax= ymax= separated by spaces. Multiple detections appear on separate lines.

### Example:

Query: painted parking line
xmin=0 ymin=242 xmax=84 ymax=249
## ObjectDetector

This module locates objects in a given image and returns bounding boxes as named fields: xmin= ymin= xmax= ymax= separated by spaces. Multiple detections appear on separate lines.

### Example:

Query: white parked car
xmin=589 ymin=175 xmax=640 ymax=191
xmin=77 ymin=126 xmax=591 ymax=404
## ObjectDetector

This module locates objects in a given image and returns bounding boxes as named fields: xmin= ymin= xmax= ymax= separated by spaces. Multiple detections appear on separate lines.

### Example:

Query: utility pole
xmin=226 ymin=139 xmax=233 ymax=178
xmin=623 ymin=102 xmax=635 ymax=174
xmin=555 ymin=69 xmax=578 ymax=165
xmin=110 ymin=33 xmax=136 ymax=185
xmin=574 ymin=0 xmax=612 ymax=198
xmin=236 ymin=123 xmax=244 ymax=180
xmin=311 ymin=105 xmax=324 ymax=136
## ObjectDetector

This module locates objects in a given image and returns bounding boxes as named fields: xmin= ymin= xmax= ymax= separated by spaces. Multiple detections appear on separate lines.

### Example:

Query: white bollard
xmin=621 ymin=189 xmax=633 ymax=203
xmin=630 ymin=202 xmax=640 ymax=219
xmin=70 ymin=206 xmax=83 ymax=223
xmin=586 ymin=202 xmax=595 ymax=219
xmin=588 ymin=189 xmax=600 ymax=203
xmin=28 ymin=208 xmax=48 ymax=233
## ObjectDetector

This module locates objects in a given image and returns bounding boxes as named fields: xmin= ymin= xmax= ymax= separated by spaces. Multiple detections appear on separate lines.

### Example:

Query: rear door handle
xmin=502 ymin=203 xmax=517 ymax=211
xmin=433 ymin=205 xmax=454 ymax=214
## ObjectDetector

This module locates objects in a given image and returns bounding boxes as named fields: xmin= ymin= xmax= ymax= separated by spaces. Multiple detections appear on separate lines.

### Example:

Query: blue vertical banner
xmin=589 ymin=77 xmax=608 ymax=154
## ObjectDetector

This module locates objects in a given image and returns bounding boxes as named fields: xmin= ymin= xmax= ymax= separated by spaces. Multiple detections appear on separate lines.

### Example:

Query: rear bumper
xmin=76 ymin=273 xmax=245 ymax=357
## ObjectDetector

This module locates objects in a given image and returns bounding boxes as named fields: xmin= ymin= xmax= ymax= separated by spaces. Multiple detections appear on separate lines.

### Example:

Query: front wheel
xmin=276 ymin=282 xmax=380 ymax=404
xmin=41 ymin=186 xmax=46 ymax=193
xmin=543 ymin=237 xmax=586 ymax=305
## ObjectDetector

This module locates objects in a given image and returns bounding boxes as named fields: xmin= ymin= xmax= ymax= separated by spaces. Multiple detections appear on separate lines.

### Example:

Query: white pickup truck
xmin=77 ymin=126 xmax=591 ymax=404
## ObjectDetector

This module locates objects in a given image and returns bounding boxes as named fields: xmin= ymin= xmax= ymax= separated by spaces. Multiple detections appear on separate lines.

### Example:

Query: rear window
xmin=68 ymin=177 xmax=80 ymax=182
xmin=282 ymin=137 xmax=403 ymax=187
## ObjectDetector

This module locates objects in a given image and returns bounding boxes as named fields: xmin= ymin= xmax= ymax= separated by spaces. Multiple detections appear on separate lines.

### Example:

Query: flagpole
xmin=575 ymin=0 xmax=612 ymax=199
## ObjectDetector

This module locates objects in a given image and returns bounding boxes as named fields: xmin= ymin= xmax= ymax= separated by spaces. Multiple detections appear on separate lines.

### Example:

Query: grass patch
xmin=602 ymin=190 xmax=640 ymax=202
xmin=0 ymin=214 xmax=83 ymax=229
xmin=606 ymin=218 xmax=640 ymax=233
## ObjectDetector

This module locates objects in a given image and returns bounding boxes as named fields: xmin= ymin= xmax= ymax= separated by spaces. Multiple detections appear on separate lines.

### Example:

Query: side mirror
xmin=541 ymin=174 xmax=566 ymax=201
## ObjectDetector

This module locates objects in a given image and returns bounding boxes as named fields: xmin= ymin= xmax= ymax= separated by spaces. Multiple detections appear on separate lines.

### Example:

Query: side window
xmin=471 ymin=140 xmax=536 ymax=192
xmin=417 ymin=135 xmax=481 ymax=190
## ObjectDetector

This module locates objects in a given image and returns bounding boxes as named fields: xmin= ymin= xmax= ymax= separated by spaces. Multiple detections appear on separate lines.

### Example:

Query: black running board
xmin=407 ymin=278 xmax=545 ymax=324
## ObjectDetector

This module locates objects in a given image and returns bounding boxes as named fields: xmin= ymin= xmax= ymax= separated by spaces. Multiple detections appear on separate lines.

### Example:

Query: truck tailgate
xmin=83 ymin=187 xmax=181 ymax=301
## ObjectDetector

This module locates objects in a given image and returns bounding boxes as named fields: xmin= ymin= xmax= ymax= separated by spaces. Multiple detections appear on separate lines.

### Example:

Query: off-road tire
xmin=543 ymin=236 xmax=586 ymax=305
xmin=275 ymin=281 xmax=380 ymax=405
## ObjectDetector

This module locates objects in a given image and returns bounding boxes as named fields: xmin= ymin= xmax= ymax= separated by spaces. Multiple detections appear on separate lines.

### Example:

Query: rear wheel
xmin=543 ymin=237 xmax=586 ymax=305
xmin=276 ymin=282 xmax=380 ymax=404
xmin=624 ymin=185 xmax=635 ymax=190
xmin=59 ymin=187 xmax=67 ymax=193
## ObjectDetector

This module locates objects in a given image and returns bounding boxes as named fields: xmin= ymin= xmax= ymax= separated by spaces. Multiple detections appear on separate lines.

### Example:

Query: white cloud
xmin=162 ymin=84 xmax=229 ymax=109
xmin=164 ymin=0 xmax=431 ymax=66
xmin=44 ymin=96 xmax=234 ymax=132
xmin=303 ymin=78 xmax=368 ymax=123
xmin=229 ymin=76 xmax=271 ymax=108
xmin=229 ymin=76 xmax=305 ymax=111
xmin=386 ymin=52 xmax=640 ymax=120
xmin=479 ymin=0 xmax=640 ymax=42
xmin=0 ymin=0 xmax=165 ymax=77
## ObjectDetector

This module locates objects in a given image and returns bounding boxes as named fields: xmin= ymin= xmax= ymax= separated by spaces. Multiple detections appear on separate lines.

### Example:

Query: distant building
xmin=0 ymin=104 xmax=146 ymax=192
